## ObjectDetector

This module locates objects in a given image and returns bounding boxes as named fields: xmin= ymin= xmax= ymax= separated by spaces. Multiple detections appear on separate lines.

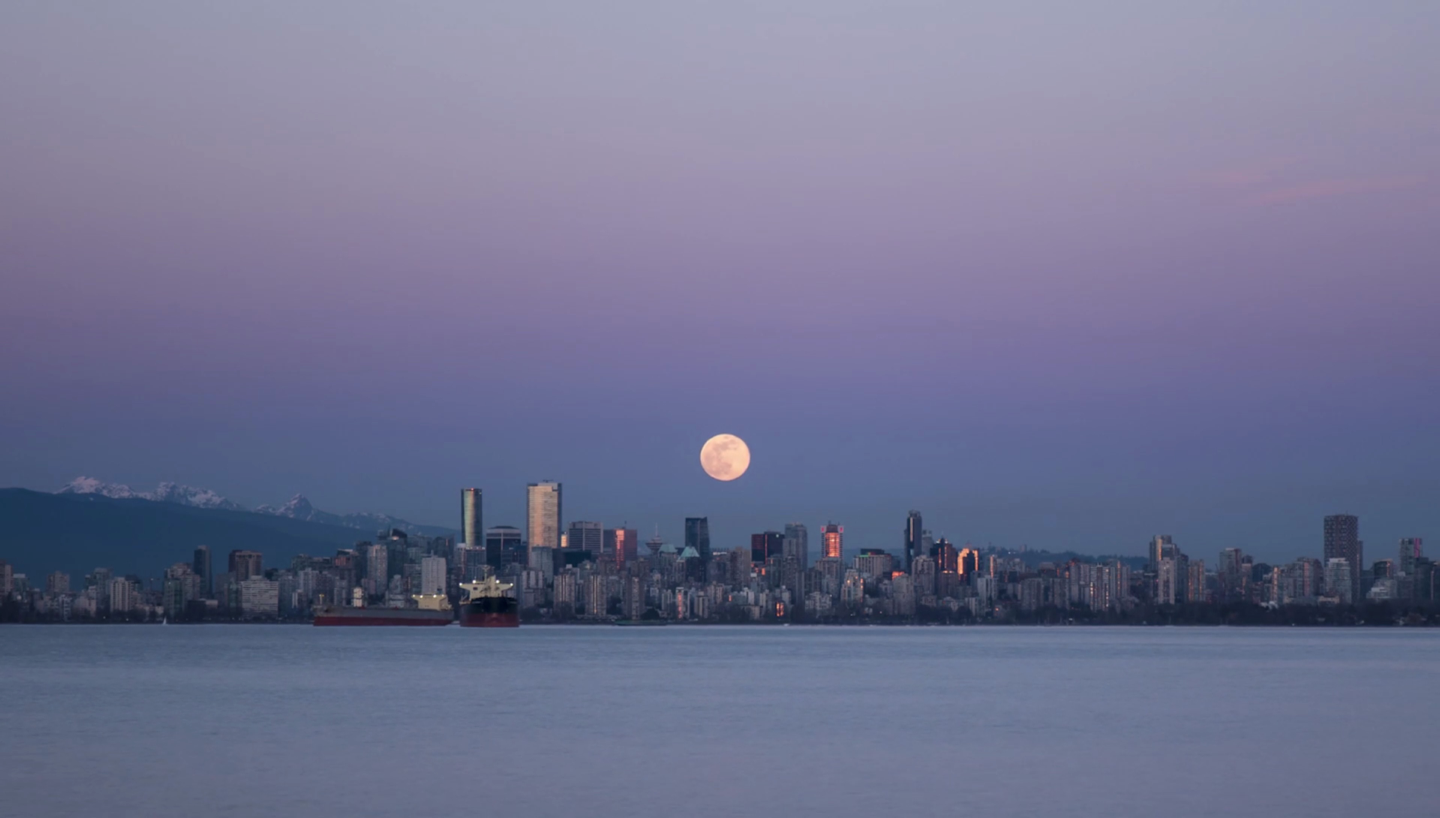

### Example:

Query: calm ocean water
xmin=1 ymin=625 xmax=1436 ymax=818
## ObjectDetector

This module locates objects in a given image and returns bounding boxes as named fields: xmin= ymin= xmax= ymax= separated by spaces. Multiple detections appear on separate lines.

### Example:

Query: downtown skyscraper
xmin=821 ymin=523 xmax=843 ymax=560
xmin=192 ymin=545 xmax=211 ymax=597
xmin=527 ymin=482 xmax=562 ymax=553
xmin=461 ymin=488 xmax=482 ymax=547
xmin=685 ymin=517 xmax=711 ymax=563
xmin=904 ymin=510 xmax=923 ymax=572
xmin=567 ymin=521 xmax=603 ymax=557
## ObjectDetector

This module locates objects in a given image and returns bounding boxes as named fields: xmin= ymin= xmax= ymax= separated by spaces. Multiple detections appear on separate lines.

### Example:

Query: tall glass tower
xmin=821 ymin=523 xmax=843 ymax=561
xmin=527 ymin=482 xmax=562 ymax=553
xmin=904 ymin=510 xmax=923 ymax=572
xmin=685 ymin=517 xmax=711 ymax=563
xmin=461 ymin=488 xmax=482 ymax=547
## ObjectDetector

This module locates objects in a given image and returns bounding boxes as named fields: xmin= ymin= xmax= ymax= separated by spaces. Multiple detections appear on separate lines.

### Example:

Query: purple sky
xmin=2 ymin=2 xmax=1438 ymax=564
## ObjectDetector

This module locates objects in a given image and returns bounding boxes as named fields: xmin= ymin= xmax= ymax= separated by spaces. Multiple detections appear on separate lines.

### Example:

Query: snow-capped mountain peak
xmin=59 ymin=476 xmax=148 ymax=501
xmin=58 ymin=476 xmax=245 ymax=511
xmin=151 ymin=481 xmax=244 ymax=510
xmin=58 ymin=477 xmax=449 ymax=537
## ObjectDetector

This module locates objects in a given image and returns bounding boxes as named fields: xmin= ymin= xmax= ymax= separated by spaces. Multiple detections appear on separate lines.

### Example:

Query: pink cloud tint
xmin=1246 ymin=174 xmax=1427 ymax=205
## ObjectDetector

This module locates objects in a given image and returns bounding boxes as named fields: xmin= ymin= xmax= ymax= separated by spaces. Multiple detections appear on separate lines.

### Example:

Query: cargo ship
xmin=459 ymin=576 xmax=519 ymax=628
xmin=313 ymin=588 xmax=453 ymax=626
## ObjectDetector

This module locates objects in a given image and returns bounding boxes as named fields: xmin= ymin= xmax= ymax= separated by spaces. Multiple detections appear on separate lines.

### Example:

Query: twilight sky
xmin=3 ymin=1 xmax=1438 ymax=564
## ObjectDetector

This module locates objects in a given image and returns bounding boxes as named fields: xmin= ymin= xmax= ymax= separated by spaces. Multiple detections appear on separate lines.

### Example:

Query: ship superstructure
xmin=458 ymin=576 xmax=519 ymax=628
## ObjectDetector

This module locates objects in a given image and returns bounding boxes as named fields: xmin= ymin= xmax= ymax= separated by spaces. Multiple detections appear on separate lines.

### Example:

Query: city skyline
xmin=2 ymin=3 xmax=1437 ymax=563
xmin=3 ymin=473 xmax=1428 ymax=571
xmin=4 ymin=500 xmax=1433 ymax=626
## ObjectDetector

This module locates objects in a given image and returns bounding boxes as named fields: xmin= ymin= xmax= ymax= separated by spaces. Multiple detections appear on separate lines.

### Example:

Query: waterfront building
xmin=239 ymin=576 xmax=279 ymax=618
xmin=621 ymin=575 xmax=644 ymax=619
xmin=107 ymin=577 xmax=133 ymax=616
xmin=554 ymin=572 xmax=577 ymax=610
xmin=585 ymin=574 xmax=607 ymax=617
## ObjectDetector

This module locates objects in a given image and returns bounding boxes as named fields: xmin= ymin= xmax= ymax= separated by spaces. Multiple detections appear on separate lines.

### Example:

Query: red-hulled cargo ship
xmin=313 ymin=590 xmax=453 ymax=626
xmin=459 ymin=577 xmax=519 ymax=628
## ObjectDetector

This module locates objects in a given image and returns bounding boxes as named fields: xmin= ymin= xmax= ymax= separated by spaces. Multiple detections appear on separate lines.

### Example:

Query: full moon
xmin=700 ymin=434 xmax=751 ymax=481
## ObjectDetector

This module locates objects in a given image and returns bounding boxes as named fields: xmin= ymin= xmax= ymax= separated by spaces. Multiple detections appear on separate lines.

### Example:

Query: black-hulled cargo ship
xmin=459 ymin=577 xmax=519 ymax=628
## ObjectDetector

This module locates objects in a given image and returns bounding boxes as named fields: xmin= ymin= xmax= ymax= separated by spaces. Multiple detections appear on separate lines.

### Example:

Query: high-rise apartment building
xmin=108 ymin=577 xmax=133 ymax=616
xmin=904 ymin=510 xmax=923 ymax=572
xmin=46 ymin=571 xmax=70 ymax=595
xmin=365 ymin=542 xmax=389 ymax=596
xmin=783 ymin=523 xmax=808 ymax=569
xmin=1148 ymin=535 xmax=1173 ymax=573
xmin=527 ymin=482 xmax=562 ymax=553
xmin=461 ymin=488 xmax=482 ymax=546
xmin=1156 ymin=556 xmax=1180 ymax=605
xmin=821 ymin=523 xmax=843 ymax=560
xmin=1398 ymin=538 xmax=1423 ymax=576
xmin=566 ymin=521 xmax=603 ymax=558
xmin=228 ymin=550 xmax=262 ymax=583
xmin=1324 ymin=557 xmax=1354 ymax=605
xmin=192 ymin=545 xmax=212 ymax=597
xmin=1218 ymin=548 xmax=1247 ymax=603
xmin=1323 ymin=515 xmax=1362 ymax=603
xmin=685 ymin=517 xmax=711 ymax=563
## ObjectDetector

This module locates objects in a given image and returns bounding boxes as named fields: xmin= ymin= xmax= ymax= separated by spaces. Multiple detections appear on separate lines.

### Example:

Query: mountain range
xmin=0 ymin=489 xmax=382 ymax=581
xmin=58 ymin=477 xmax=454 ymax=538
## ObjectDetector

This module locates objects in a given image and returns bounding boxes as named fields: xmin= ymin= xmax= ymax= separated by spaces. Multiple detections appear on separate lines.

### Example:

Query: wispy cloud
xmin=1197 ymin=157 xmax=1303 ymax=190
xmin=1198 ymin=159 xmax=1426 ymax=206
xmin=1245 ymin=174 xmax=1426 ymax=205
